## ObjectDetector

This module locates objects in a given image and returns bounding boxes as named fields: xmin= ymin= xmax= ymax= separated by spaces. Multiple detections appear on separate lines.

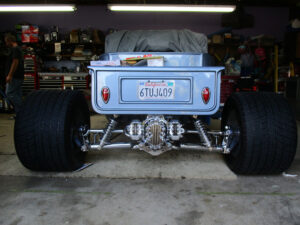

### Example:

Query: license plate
xmin=138 ymin=80 xmax=175 ymax=100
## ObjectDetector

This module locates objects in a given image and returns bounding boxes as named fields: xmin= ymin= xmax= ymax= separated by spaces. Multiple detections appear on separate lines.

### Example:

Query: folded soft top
xmin=105 ymin=29 xmax=208 ymax=53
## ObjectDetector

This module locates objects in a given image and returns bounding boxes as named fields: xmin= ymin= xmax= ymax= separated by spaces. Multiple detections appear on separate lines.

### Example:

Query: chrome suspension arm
xmin=80 ymin=119 xmax=122 ymax=151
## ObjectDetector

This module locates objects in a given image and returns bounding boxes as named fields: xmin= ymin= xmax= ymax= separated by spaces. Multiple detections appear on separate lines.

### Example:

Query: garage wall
xmin=0 ymin=5 xmax=289 ymax=40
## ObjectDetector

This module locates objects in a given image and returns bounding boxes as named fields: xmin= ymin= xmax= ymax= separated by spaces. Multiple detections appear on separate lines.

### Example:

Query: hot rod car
xmin=14 ymin=31 xmax=297 ymax=174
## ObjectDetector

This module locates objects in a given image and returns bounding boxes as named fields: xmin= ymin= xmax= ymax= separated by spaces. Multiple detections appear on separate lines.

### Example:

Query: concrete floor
xmin=0 ymin=113 xmax=300 ymax=225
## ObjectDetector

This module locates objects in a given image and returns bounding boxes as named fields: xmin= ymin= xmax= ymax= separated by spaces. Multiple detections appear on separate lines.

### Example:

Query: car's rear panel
xmin=88 ymin=52 xmax=223 ymax=115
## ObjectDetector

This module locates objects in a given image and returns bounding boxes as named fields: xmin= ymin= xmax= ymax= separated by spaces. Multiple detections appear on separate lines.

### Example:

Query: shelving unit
xmin=37 ymin=42 xmax=104 ymax=62
xmin=20 ymin=41 xmax=104 ymax=94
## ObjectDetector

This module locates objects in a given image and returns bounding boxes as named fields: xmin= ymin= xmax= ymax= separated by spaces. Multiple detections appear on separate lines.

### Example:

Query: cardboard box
xmin=147 ymin=58 xmax=164 ymax=66
xmin=54 ymin=42 xmax=61 ymax=53
xmin=212 ymin=35 xmax=224 ymax=44
xmin=90 ymin=60 xmax=121 ymax=66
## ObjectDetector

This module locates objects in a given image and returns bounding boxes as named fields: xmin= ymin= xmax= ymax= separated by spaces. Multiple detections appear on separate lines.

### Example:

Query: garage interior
xmin=0 ymin=1 xmax=300 ymax=225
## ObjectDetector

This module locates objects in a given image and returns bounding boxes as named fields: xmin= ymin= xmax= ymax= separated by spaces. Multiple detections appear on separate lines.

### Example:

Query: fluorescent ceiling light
xmin=108 ymin=4 xmax=236 ymax=13
xmin=0 ymin=5 xmax=76 ymax=12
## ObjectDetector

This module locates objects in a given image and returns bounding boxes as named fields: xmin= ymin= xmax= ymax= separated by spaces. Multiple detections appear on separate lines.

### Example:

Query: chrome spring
xmin=99 ymin=119 xmax=117 ymax=149
xmin=194 ymin=120 xmax=212 ymax=147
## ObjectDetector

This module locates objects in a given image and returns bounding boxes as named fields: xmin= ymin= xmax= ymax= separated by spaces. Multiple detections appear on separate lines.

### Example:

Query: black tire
xmin=14 ymin=90 xmax=90 ymax=171
xmin=222 ymin=92 xmax=297 ymax=175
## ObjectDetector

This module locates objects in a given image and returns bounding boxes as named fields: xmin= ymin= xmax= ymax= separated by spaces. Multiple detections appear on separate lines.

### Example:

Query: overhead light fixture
xmin=0 ymin=5 xmax=76 ymax=12
xmin=108 ymin=4 xmax=236 ymax=13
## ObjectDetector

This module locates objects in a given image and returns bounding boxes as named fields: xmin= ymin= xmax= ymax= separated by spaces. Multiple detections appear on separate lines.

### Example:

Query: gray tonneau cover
xmin=105 ymin=29 xmax=208 ymax=53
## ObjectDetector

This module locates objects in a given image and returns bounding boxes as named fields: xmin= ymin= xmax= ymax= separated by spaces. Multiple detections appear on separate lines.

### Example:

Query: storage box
xmin=147 ymin=58 xmax=164 ymax=67
xmin=90 ymin=60 xmax=121 ymax=66
xmin=21 ymin=25 xmax=39 ymax=43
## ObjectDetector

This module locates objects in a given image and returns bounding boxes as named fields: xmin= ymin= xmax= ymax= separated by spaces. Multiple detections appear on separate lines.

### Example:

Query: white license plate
xmin=138 ymin=80 xmax=175 ymax=100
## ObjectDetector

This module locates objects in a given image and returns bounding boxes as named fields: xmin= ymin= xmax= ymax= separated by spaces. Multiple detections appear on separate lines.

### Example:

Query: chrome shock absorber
xmin=194 ymin=120 xmax=211 ymax=147
xmin=99 ymin=119 xmax=117 ymax=149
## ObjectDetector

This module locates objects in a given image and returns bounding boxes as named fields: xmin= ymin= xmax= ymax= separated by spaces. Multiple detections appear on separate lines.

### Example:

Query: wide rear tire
xmin=222 ymin=92 xmax=297 ymax=175
xmin=14 ymin=90 xmax=90 ymax=171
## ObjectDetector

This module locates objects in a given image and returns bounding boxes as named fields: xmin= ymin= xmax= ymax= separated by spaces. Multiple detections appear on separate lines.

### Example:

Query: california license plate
xmin=138 ymin=80 xmax=175 ymax=100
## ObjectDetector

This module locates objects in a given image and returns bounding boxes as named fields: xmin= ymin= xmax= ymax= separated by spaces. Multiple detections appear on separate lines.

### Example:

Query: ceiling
xmin=0 ymin=0 xmax=299 ymax=7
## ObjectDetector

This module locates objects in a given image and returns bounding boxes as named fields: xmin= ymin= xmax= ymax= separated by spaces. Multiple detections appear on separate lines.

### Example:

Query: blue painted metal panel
xmin=88 ymin=53 xmax=224 ymax=115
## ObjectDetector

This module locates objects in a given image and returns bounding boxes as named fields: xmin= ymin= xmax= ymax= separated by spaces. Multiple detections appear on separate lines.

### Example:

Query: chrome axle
xmin=79 ymin=117 xmax=237 ymax=155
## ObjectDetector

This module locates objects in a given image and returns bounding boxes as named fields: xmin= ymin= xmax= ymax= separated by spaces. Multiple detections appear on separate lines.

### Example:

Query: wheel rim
xmin=225 ymin=109 xmax=241 ymax=157
xmin=69 ymin=106 xmax=89 ymax=166
xmin=71 ymin=110 xmax=88 ymax=150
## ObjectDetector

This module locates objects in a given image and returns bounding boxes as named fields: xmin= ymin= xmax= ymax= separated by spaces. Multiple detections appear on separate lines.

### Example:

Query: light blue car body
xmin=88 ymin=52 xmax=224 ymax=115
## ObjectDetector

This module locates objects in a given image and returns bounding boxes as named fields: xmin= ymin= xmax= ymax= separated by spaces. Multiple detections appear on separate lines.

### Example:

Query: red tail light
xmin=101 ymin=87 xmax=110 ymax=104
xmin=202 ymin=87 xmax=210 ymax=104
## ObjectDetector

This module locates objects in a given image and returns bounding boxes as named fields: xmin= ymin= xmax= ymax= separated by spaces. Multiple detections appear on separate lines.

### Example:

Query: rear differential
xmin=126 ymin=115 xmax=184 ymax=155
